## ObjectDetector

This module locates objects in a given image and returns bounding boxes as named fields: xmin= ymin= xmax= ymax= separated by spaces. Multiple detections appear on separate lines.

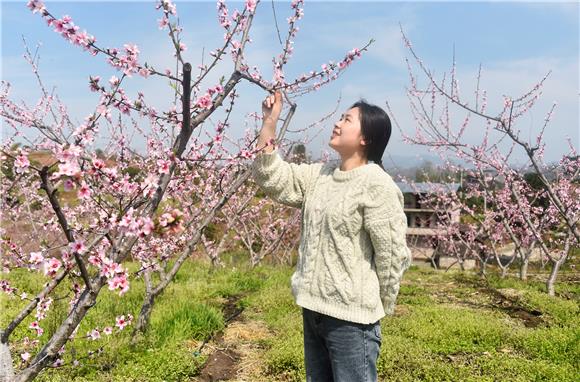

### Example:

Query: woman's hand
xmin=256 ymin=90 xmax=282 ymax=154
xmin=262 ymin=90 xmax=283 ymax=125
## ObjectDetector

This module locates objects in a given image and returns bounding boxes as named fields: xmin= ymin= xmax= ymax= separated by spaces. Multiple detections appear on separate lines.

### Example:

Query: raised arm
xmin=251 ymin=91 xmax=320 ymax=208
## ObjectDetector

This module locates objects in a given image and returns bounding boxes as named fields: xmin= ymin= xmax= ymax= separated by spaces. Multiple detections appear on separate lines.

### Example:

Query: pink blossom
xmin=29 ymin=321 xmax=44 ymax=337
xmin=78 ymin=183 xmax=91 ymax=199
xmin=27 ymin=0 xmax=45 ymax=14
xmin=349 ymin=47 xmax=361 ymax=58
xmin=158 ymin=213 xmax=172 ymax=227
xmin=213 ymin=134 xmax=223 ymax=145
xmin=100 ymin=260 xmax=124 ymax=279
xmin=92 ymin=158 xmax=105 ymax=170
xmin=115 ymin=314 xmax=132 ymax=330
xmin=14 ymin=152 xmax=30 ymax=173
xmin=103 ymin=327 xmax=113 ymax=335
xmin=245 ymin=0 xmax=257 ymax=13
xmin=89 ymin=76 xmax=101 ymax=92
xmin=157 ymin=159 xmax=171 ymax=174
xmin=71 ymin=240 xmax=86 ymax=254
xmin=138 ymin=67 xmax=151 ymax=78
xmin=108 ymin=272 xmax=129 ymax=295
xmin=291 ymin=0 xmax=303 ymax=10
xmin=29 ymin=251 xmax=44 ymax=265
xmin=217 ymin=0 xmax=231 ymax=29
xmin=231 ymin=39 xmax=241 ymax=52
xmin=69 ymin=135 xmax=88 ymax=151
xmin=109 ymin=75 xmax=120 ymax=87
xmin=43 ymin=258 xmax=62 ymax=278
xmin=207 ymin=85 xmax=224 ymax=96
xmin=21 ymin=352 xmax=31 ymax=362
xmin=195 ymin=93 xmax=213 ymax=110
xmin=240 ymin=149 xmax=252 ymax=159
xmin=52 ymin=359 xmax=63 ymax=367
xmin=140 ymin=217 xmax=155 ymax=236
xmin=88 ymin=328 xmax=100 ymax=340
xmin=251 ymin=71 xmax=262 ymax=81
xmin=0 ymin=280 xmax=15 ymax=294
xmin=56 ymin=161 xmax=81 ymax=177
xmin=124 ymin=43 xmax=140 ymax=56
xmin=158 ymin=16 xmax=169 ymax=29
xmin=88 ymin=253 xmax=102 ymax=266
xmin=160 ymin=0 xmax=177 ymax=15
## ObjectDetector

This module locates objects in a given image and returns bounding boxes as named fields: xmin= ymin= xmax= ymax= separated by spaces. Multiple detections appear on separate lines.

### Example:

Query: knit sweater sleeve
xmin=250 ymin=148 xmax=319 ymax=208
xmin=363 ymin=181 xmax=412 ymax=315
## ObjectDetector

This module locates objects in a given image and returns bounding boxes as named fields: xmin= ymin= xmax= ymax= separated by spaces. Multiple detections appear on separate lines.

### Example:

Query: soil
xmin=486 ymin=287 xmax=544 ymax=328
xmin=197 ymin=343 xmax=241 ymax=382
xmin=195 ymin=293 xmax=275 ymax=381
xmin=196 ymin=295 xmax=245 ymax=382
xmin=439 ymin=276 xmax=547 ymax=328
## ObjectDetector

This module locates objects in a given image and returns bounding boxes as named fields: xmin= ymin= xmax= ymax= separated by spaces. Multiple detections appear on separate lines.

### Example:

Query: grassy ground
xmin=1 ymin=254 xmax=578 ymax=381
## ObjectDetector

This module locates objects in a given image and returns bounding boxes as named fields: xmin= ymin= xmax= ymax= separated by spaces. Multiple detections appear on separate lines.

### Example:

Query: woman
xmin=250 ymin=90 xmax=412 ymax=382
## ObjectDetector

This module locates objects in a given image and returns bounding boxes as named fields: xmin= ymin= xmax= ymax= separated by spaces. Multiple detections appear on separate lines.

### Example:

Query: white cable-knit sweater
xmin=250 ymin=148 xmax=412 ymax=324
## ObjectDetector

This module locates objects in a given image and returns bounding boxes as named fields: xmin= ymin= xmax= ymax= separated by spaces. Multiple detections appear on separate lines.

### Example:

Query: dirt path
xmin=193 ymin=294 xmax=276 ymax=382
xmin=428 ymin=276 xmax=546 ymax=328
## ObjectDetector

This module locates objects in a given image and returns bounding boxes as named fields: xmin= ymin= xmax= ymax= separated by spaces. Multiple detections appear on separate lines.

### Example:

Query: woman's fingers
xmin=264 ymin=94 xmax=275 ymax=109
xmin=263 ymin=91 xmax=282 ymax=111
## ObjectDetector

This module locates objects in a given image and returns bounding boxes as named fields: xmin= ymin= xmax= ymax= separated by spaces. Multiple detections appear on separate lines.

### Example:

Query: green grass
xmin=1 ymin=259 xmax=578 ymax=381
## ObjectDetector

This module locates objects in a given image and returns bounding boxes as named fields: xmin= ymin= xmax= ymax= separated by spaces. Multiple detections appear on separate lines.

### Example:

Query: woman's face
xmin=328 ymin=106 xmax=366 ymax=156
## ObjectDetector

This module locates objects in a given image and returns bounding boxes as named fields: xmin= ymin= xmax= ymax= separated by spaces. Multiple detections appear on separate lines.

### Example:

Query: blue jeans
xmin=302 ymin=307 xmax=382 ymax=382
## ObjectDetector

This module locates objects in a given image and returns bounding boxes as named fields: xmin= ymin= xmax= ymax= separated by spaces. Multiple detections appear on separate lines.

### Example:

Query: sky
xmin=1 ymin=0 xmax=578 ymax=170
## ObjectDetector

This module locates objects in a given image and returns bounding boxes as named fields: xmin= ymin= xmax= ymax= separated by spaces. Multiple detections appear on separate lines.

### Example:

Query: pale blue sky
xmin=1 ymin=1 xmax=578 ymax=168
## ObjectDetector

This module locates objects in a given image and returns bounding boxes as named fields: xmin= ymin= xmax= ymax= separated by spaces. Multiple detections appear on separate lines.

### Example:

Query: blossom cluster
xmin=194 ymin=84 xmax=224 ymax=111
xmin=28 ymin=297 xmax=53 ymax=337
xmin=86 ymin=314 xmax=134 ymax=341
xmin=88 ymin=251 xmax=130 ymax=296
xmin=27 ymin=1 xmax=149 ymax=78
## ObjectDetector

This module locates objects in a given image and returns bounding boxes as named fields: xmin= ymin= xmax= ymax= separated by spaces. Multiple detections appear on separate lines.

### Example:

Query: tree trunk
xmin=546 ymin=259 xmax=563 ymax=297
xmin=0 ymin=340 xmax=15 ymax=382
xmin=546 ymin=231 xmax=571 ymax=297
xmin=477 ymin=253 xmax=487 ymax=278
xmin=500 ymin=266 xmax=509 ymax=279
xmin=519 ymin=256 xmax=529 ymax=281
xmin=133 ymin=292 xmax=156 ymax=340
xmin=15 ymin=280 xmax=103 ymax=381
xmin=133 ymin=270 xmax=156 ymax=340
